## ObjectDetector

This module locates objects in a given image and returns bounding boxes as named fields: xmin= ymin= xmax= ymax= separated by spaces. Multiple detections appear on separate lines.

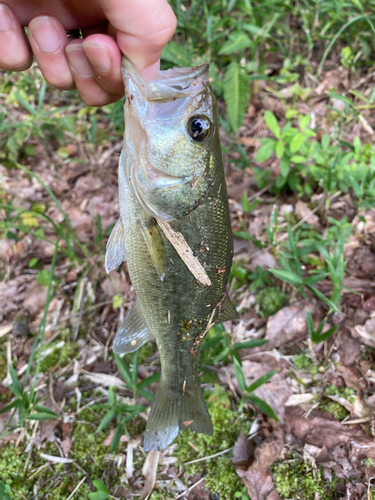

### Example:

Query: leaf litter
xmin=2 ymin=36 xmax=375 ymax=500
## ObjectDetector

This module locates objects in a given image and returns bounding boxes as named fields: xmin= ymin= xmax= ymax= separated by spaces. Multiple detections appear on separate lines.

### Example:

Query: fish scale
xmin=105 ymin=59 xmax=238 ymax=451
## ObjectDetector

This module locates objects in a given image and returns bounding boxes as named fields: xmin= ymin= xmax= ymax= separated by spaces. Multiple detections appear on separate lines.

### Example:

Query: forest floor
xmin=2 ymin=10 xmax=375 ymax=500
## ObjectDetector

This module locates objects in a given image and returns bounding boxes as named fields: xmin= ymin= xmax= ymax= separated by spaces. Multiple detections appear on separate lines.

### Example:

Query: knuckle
xmin=149 ymin=9 xmax=177 ymax=48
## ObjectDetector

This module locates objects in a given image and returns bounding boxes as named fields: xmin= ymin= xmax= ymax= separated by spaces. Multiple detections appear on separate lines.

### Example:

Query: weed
xmin=234 ymin=356 xmax=278 ymax=420
xmin=255 ymin=286 xmax=286 ymax=317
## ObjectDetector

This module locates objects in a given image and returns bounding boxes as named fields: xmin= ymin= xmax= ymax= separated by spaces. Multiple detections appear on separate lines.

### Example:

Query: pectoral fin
xmin=139 ymin=219 xmax=166 ymax=281
xmin=105 ymin=218 xmax=126 ymax=274
xmin=113 ymin=296 xmax=153 ymax=354
xmin=215 ymin=295 xmax=239 ymax=324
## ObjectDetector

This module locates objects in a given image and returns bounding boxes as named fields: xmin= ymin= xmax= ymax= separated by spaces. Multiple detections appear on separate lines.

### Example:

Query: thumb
xmin=98 ymin=0 xmax=176 ymax=80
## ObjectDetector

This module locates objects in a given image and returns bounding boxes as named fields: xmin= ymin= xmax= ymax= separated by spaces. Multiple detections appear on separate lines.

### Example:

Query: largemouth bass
xmin=105 ymin=59 xmax=238 ymax=451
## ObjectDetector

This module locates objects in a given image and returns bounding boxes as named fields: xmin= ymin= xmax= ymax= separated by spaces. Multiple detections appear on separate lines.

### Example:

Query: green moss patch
xmin=173 ymin=385 xmax=252 ymax=500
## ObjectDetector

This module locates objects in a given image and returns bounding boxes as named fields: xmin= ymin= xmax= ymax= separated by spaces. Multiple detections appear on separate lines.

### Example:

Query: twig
xmin=184 ymin=446 xmax=233 ymax=465
xmin=73 ymin=277 xmax=87 ymax=340
xmin=156 ymin=218 xmax=211 ymax=287
xmin=176 ymin=477 xmax=205 ymax=499
xmin=341 ymin=417 xmax=371 ymax=425
xmin=66 ymin=476 xmax=87 ymax=500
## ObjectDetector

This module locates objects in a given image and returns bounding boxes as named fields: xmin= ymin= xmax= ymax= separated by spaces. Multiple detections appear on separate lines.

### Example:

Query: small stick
xmin=184 ymin=446 xmax=233 ymax=465
xmin=156 ymin=219 xmax=211 ymax=287
xmin=66 ymin=476 xmax=87 ymax=500
xmin=176 ymin=477 xmax=205 ymax=499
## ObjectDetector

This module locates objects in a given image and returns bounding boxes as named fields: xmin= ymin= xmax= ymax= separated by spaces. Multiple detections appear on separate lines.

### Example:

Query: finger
xmin=65 ymin=40 xmax=123 ymax=106
xmin=82 ymin=34 xmax=123 ymax=95
xmin=0 ymin=3 xmax=32 ymax=70
xmin=28 ymin=15 xmax=75 ymax=90
xmin=98 ymin=0 xmax=177 ymax=80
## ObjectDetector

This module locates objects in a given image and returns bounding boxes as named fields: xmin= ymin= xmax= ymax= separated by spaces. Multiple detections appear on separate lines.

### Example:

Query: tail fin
xmin=143 ymin=383 xmax=213 ymax=451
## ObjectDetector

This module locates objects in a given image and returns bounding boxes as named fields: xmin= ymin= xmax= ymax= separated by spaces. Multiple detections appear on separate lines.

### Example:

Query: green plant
xmin=201 ymin=324 xmax=268 ymax=365
xmin=0 ymin=480 xmax=12 ymax=500
xmin=233 ymin=357 xmax=278 ymax=420
xmin=92 ymin=385 xmax=146 ymax=452
xmin=235 ymin=487 xmax=250 ymax=500
xmin=91 ymin=354 xmax=159 ymax=451
xmin=0 ymin=363 xmax=59 ymax=427
xmin=88 ymin=480 xmax=109 ymax=500
xmin=255 ymin=286 xmax=286 ymax=317
xmin=257 ymin=111 xmax=316 ymax=194
xmin=272 ymin=456 xmax=338 ymax=500
xmin=306 ymin=309 xmax=338 ymax=344
xmin=0 ymin=73 xmax=76 ymax=163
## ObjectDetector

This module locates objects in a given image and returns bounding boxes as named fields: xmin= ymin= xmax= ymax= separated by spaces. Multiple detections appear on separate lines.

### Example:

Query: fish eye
xmin=187 ymin=115 xmax=212 ymax=143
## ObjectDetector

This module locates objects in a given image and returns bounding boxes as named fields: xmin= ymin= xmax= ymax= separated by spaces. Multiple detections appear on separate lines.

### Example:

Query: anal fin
xmin=105 ymin=218 xmax=126 ymax=274
xmin=139 ymin=218 xmax=166 ymax=281
xmin=113 ymin=297 xmax=153 ymax=354
xmin=215 ymin=294 xmax=239 ymax=324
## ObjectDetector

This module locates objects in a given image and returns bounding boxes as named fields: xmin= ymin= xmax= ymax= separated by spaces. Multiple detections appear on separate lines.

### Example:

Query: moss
xmin=320 ymin=384 xmax=355 ymax=421
xmin=324 ymin=384 xmax=355 ymax=402
xmin=150 ymin=488 xmax=176 ymax=500
xmin=40 ymin=340 xmax=79 ymax=373
xmin=122 ymin=340 xmax=157 ymax=367
xmin=255 ymin=287 xmax=286 ymax=317
xmin=321 ymin=401 xmax=349 ymax=421
xmin=293 ymin=352 xmax=312 ymax=370
xmin=271 ymin=457 xmax=338 ymax=500
xmin=174 ymin=385 xmax=251 ymax=500
xmin=0 ymin=419 xmax=131 ymax=500
xmin=0 ymin=342 xmax=7 ymax=381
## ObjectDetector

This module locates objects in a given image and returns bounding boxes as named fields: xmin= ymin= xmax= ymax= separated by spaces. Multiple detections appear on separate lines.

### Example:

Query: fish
xmin=105 ymin=58 xmax=238 ymax=451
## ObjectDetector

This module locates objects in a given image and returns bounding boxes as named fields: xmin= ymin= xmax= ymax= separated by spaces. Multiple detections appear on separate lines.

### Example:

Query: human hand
xmin=0 ymin=0 xmax=176 ymax=105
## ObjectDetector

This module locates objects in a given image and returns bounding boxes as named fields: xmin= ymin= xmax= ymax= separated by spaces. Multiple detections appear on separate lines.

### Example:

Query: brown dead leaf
xmin=338 ymin=330 xmax=362 ymax=366
xmin=249 ymin=251 xmax=276 ymax=270
xmin=242 ymin=361 xmax=292 ymax=421
xmin=238 ymin=469 xmax=281 ymax=500
xmin=23 ymin=283 xmax=48 ymax=317
xmin=236 ymin=427 xmax=283 ymax=500
xmin=101 ymin=271 xmax=130 ymax=299
xmin=61 ymin=436 xmax=72 ymax=456
xmin=346 ymin=246 xmax=375 ymax=279
xmin=337 ymin=365 xmax=364 ymax=391
xmin=354 ymin=318 xmax=375 ymax=348
xmin=294 ymin=200 xmax=319 ymax=226
xmin=61 ymin=423 xmax=71 ymax=439
xmin=233 ymin=431 xmax=255 ymax=468
xmin=285 ymin=406 xmax=375 ymax=478
xmin=251 ymin=428 xmax=284 ymax=470
xmin=265 ymin=306 xmax=307 ymax=348
xmin=315 ymin=69 xmax=348 ymax=95
xmin=141 ymin=450 xmax=160 ymax=500
xmin=103 ymin=428 xmax=115 ymax=446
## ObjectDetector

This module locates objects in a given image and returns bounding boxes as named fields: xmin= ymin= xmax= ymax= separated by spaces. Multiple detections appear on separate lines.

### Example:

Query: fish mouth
xmin=122 ymin=57 xmax=209 ymax=103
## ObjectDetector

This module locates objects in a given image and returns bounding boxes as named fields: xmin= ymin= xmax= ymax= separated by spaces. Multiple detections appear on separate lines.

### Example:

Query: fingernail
xmin=82 ymin=41 xmax=111 ymax=74
xmin=0 ymin=4 xmax=13 ymax=31
xmin=29 ymin=16 xmax=61 ymax=52
xmin=66 ymin=44 xmax=93 ymax=78
xmin=141 ymin=60 xmax=160 ymax=82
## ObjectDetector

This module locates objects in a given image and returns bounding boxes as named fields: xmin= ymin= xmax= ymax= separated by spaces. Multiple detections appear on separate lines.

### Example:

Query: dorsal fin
xmin=113 ymin=297 xmax=153 ymax=354
xmin=105 ymin=218 xmax=126 ymax=273
xmin=215 ymin=295 xmax=239 ymax=324
xmin=139 ymin=219 xmax=166 ymax=281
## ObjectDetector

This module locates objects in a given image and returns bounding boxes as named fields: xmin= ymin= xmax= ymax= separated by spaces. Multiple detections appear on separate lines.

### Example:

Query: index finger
xmin=98 ymin=0 xmax=176 ymax=80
